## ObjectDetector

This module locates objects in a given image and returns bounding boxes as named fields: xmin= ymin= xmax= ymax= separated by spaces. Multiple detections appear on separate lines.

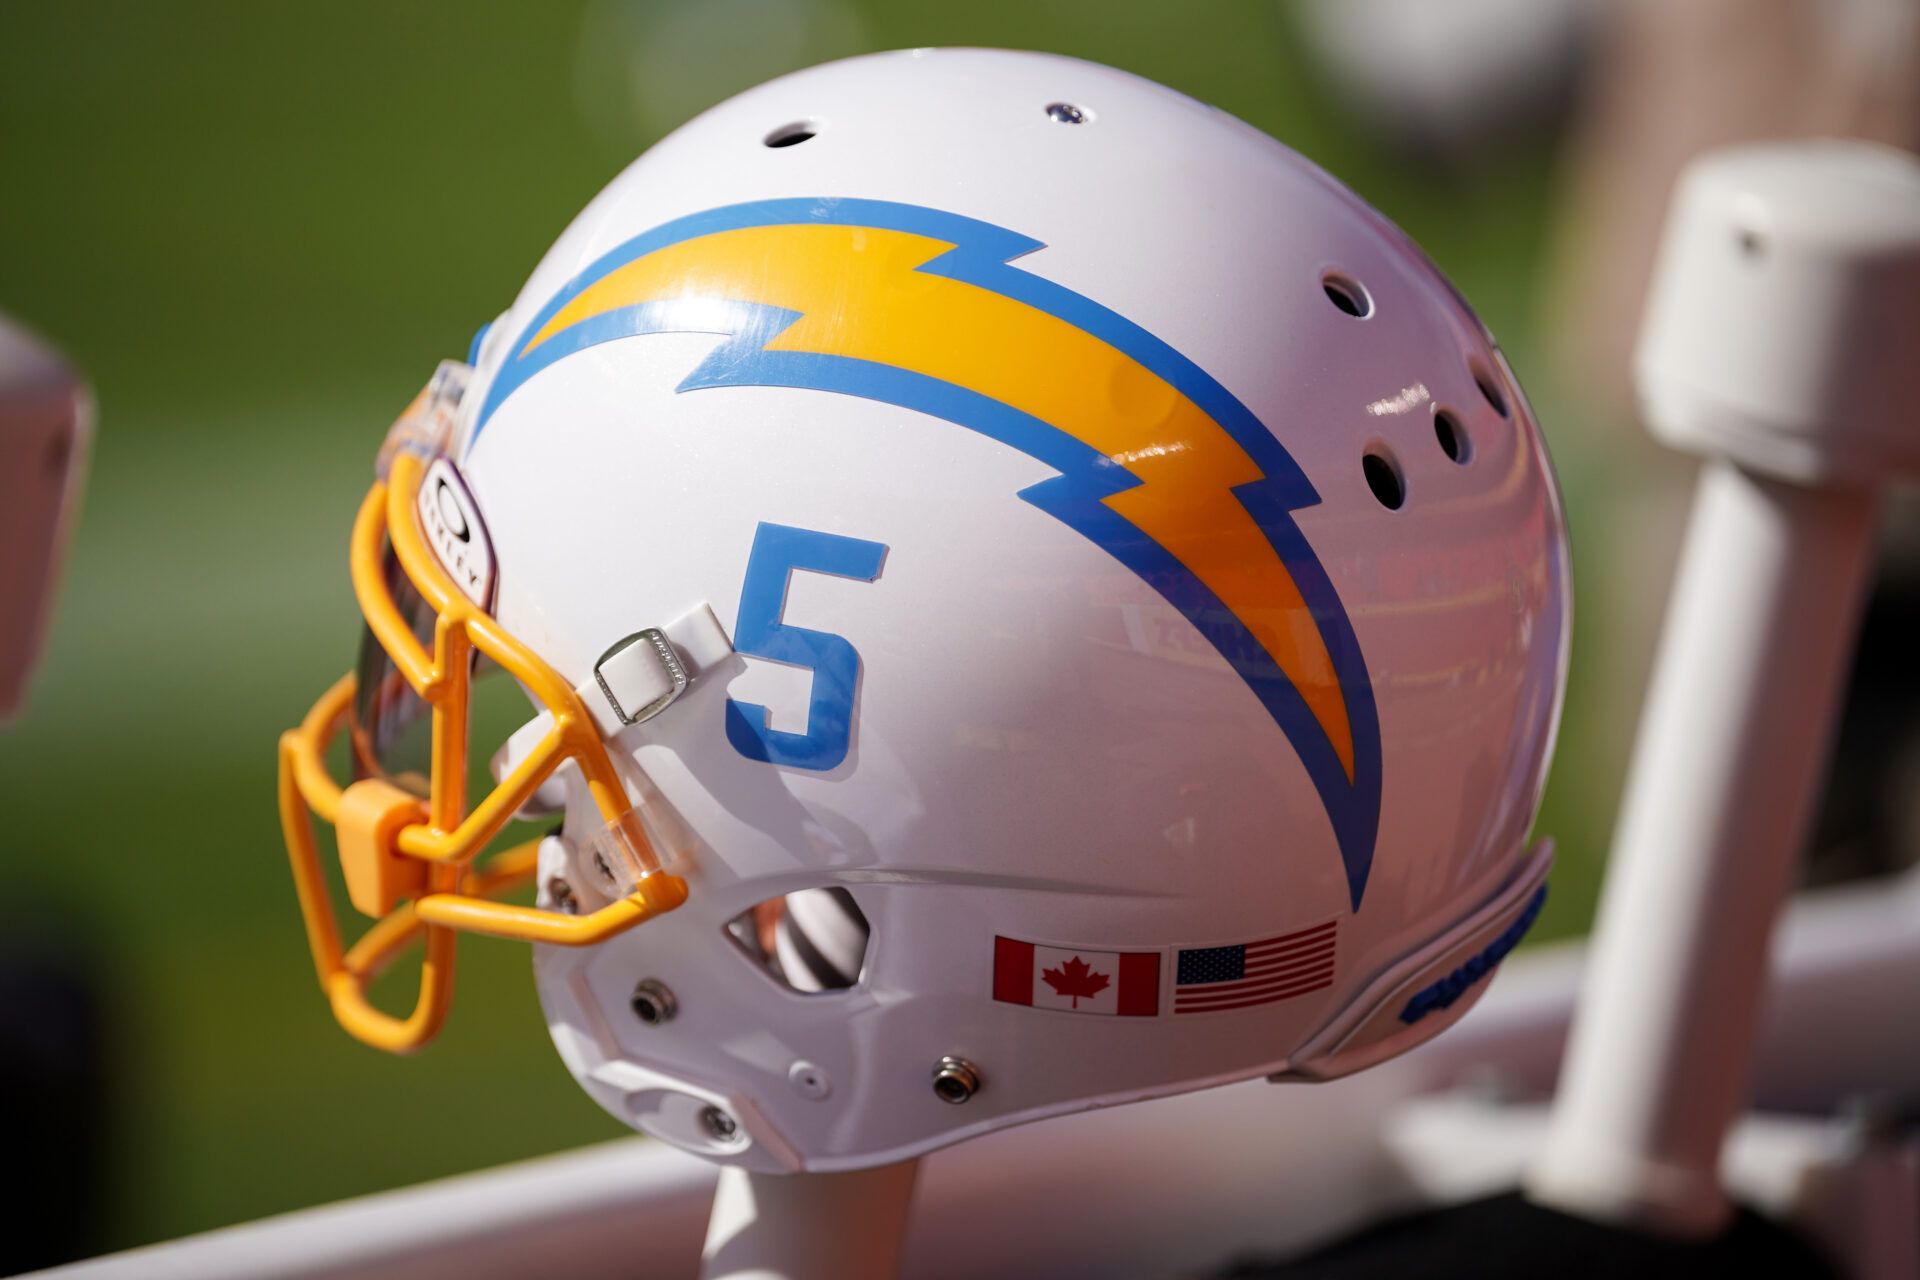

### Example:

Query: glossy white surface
xmin=453 ymin=49 xmax=1569 ymax=1170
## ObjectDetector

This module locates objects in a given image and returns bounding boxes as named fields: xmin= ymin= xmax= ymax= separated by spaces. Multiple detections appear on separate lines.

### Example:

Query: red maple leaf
xmin=1041 ymin=955 xmax=1111 ymax=1009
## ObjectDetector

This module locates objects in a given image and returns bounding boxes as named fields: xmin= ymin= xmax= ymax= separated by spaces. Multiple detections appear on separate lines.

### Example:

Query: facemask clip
xmin=594 ymin=628 xmax=689 ymax=728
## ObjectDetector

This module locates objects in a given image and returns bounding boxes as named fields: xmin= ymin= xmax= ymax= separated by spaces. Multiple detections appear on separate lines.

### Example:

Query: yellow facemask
xmin=277 ymin=366 xmax=688 ymax=1053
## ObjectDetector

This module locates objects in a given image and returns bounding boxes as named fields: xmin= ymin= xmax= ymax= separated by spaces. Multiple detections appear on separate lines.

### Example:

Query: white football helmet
xmin=280 ymin=48 xmax=1569 ymax=1173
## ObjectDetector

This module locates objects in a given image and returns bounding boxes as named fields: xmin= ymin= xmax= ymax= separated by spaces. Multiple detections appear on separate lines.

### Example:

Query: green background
xmin=0 ymin=1 xmax=1610 ymax=1259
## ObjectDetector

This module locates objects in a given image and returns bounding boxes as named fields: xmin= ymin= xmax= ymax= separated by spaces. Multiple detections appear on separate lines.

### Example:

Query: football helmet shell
xmin=280 ymin=48 xmax=1570 ymax=1171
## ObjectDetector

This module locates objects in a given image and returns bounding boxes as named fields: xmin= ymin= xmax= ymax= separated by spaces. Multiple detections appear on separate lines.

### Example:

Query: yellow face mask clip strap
xmin=277 ymin=446 xmax=689 ymax=1054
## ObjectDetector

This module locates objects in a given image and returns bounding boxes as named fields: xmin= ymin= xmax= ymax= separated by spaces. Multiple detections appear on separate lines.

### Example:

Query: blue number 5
xmin=726 ymin=522 xmax=888 ymax=772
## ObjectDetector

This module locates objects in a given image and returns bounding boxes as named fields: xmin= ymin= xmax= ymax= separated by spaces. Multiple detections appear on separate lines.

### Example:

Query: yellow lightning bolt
xmin=523 ymin=223 xmax=1355 ymax=778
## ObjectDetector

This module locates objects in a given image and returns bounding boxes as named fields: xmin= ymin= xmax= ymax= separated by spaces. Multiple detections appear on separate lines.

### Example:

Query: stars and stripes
xmin=1173 ymin=920 xmax=1337 ymax=1014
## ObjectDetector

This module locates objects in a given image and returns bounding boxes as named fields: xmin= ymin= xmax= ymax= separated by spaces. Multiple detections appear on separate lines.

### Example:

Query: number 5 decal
xmin=726 ymin=522 xmax=888 ymax=771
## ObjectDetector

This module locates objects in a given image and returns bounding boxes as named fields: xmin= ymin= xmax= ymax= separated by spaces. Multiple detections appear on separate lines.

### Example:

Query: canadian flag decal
xmin=993 ymin=937 xmax=1160 ymax=1016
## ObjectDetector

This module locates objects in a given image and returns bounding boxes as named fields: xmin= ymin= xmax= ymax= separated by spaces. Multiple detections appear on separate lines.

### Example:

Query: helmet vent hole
xmin=1322 ymin=273 xmax=1372 ymax=318
xmin=1471 ymin=360 xmax=1511 ymax=418
xmin=724 ymin=887 xmax=870 ymax=993
xmin=763 ymin=121 xmax=817 ymax=148
xmin=1363 ymin=449 xmax=1405 ymax=510
xmin=1434 ymin=410 xmax=1470 ymax=464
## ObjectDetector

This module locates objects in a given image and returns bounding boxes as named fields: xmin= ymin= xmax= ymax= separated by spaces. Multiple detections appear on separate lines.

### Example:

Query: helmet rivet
xmin=547 ymin=878 xmax=579 ymax=915
xmin=1045 ymin=102 xmax=1088 ymax=125
xmin=931 ymin=1055 xmax=981 ymax=1104
xmin=788 ymin=1060 xmax=832 ymax=1100
xmin=701 ymin=1106 xmax=739 ymax=1142
xmin=629 ymin=978 xmax=677 ymax=1026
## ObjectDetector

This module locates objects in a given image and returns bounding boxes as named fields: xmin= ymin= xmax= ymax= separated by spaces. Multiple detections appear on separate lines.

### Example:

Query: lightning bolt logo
xmin=471 ymin=198 xmax=1383 ymax=908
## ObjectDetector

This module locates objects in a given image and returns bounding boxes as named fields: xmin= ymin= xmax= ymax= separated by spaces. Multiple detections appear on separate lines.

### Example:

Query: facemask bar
xmin=277 ymin=367 xmax=689 ymax=1053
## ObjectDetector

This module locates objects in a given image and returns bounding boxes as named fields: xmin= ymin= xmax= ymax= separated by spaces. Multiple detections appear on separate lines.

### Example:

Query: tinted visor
xmin=351 ymin=447 xmax=501 ymax=798
xmin=349 ymin=539 xmax=442 ymax=794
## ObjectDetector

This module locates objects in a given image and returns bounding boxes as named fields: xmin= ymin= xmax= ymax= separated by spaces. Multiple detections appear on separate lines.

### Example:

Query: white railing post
xmin=1527 ymin=139 xmax=1920 ymax=1234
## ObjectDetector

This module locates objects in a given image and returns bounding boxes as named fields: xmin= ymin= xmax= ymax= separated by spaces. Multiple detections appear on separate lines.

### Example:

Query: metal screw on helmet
xmin=931 ymin=1056 xmax=981 ymax=1104
xmin=1045 ymin=102 xmax=1087 ymax=124
xmin=546 ymin=878 xmax=578 ymax=915
xmin=701 ymin=1106 xmax=739 ymax=1142
xmin=630 ymin=978 xmax=677 ymax=1026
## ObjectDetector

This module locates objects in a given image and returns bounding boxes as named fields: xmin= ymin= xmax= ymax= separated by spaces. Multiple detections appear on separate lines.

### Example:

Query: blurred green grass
xmin=0 ymin=0 xmax=1608 ymax=1257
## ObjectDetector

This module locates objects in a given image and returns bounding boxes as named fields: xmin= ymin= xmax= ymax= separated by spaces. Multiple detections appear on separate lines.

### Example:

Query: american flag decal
xmin=1174 ymin=921 xmax=1337 ymax=1014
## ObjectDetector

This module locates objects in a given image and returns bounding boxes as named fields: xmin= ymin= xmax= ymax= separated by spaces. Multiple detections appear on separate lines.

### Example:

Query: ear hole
xmin=763 ymin=121 xmax=817 ymax=148
xmin=1363 ymin=448 xmax=1405 ymax=510
xmin=1471 ymin=360 xmax=1510 ymax=418
xmin=1434 ymin=409 xmax=1470 ymax=464
xmin=1322 ymin=272 xmax=1372 ymax=318
xmin=725 ymin=888 xmax=870 ymax=992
